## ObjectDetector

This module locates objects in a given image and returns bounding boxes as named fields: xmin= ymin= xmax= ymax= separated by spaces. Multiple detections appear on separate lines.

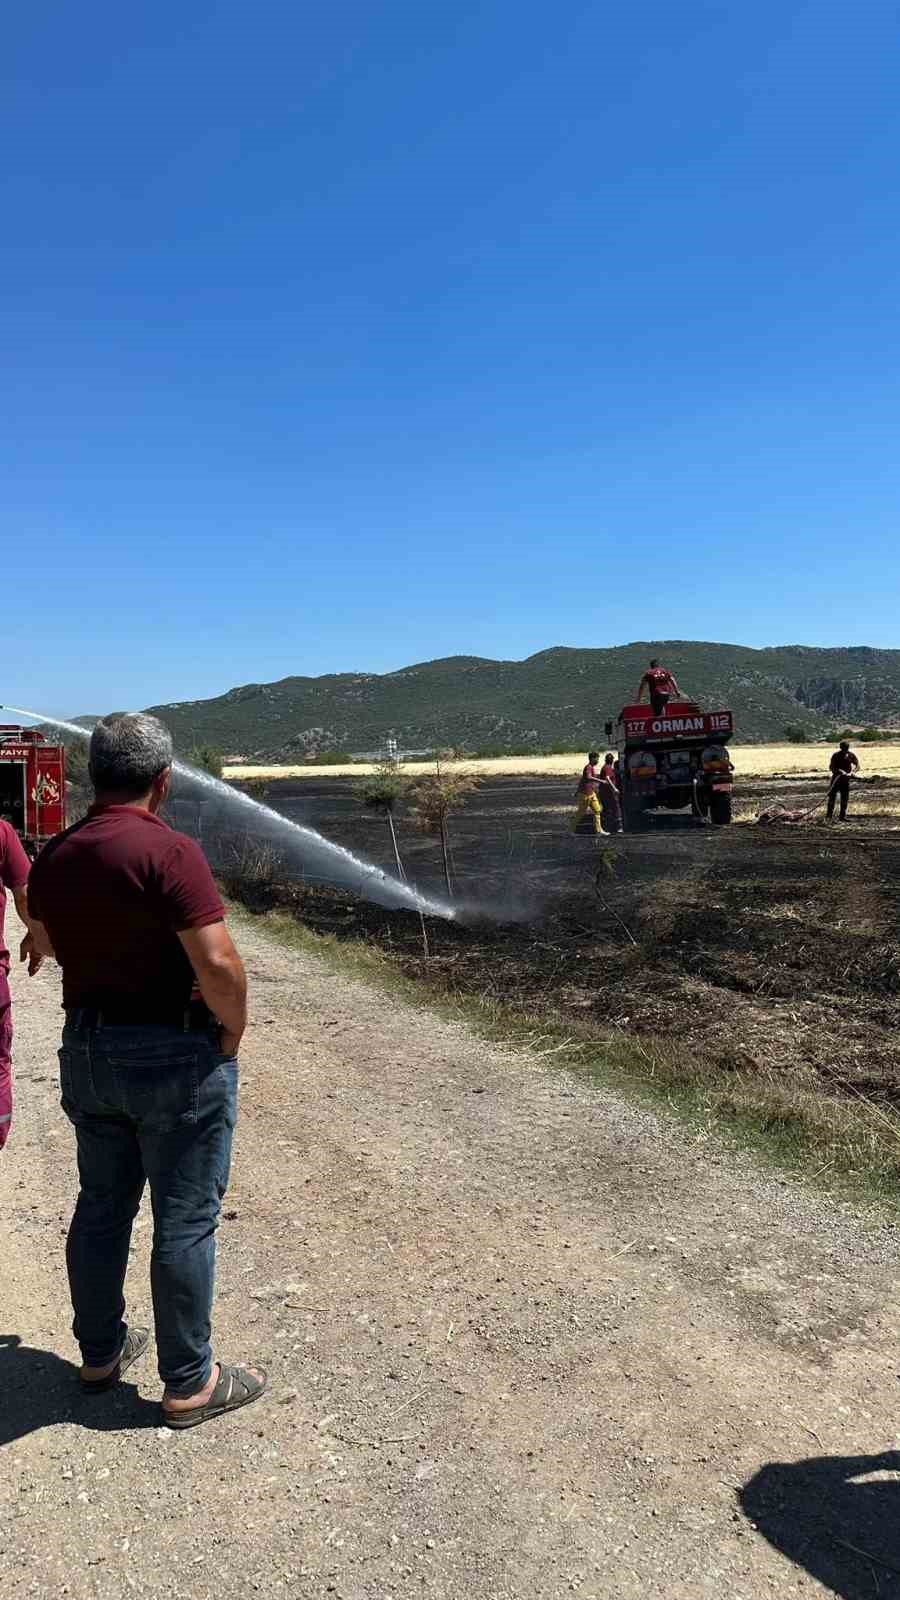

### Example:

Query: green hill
xmin=142 ymin=642 xmax=900 ymax=760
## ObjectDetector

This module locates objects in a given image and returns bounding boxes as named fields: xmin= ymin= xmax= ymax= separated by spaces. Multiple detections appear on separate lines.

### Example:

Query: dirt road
xmin=3 ymin=908 xmax=900 ymax=1600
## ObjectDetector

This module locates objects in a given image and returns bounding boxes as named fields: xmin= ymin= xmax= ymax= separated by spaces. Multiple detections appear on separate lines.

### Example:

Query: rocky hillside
xmin=142 ymin=642 xmax=900 ymax=758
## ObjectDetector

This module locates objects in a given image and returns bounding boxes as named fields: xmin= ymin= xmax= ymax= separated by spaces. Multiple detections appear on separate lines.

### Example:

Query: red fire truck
xmin=0 ymin=727 xmax=67 ymax=855
xmin=605 ymin=701 xmax=735 ymax=827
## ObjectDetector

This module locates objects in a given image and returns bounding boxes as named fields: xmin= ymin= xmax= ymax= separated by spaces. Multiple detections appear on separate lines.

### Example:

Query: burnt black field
xmin=201 ymin=771 xmax=900 ymax=1106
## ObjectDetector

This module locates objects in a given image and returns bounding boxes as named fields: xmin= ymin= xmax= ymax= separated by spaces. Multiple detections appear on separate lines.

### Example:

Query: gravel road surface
xmin=3 ymin=906 xmax=900 ymax=1600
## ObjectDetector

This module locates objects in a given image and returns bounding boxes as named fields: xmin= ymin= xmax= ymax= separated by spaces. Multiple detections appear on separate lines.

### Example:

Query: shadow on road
xmin=0 ymin=1333 xmax=158 ymax=1444
xmin=741 ymin=1453 xmax=900 ymax=1598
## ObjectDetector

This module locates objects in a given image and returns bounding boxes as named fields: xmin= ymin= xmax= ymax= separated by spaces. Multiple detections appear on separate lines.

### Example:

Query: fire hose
xmin=795 ymin=771 xmax=856 ymax=825
xmin=692 ymin=776 xmax=707 ymax=824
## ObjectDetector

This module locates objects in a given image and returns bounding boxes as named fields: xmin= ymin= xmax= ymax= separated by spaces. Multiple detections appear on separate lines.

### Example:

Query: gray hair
xmin=89 ymin=712 xmax=174 ymax=796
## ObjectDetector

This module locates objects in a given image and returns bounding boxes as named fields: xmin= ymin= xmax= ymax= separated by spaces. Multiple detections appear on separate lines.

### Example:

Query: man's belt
xmin=65 ymin=1000 xmax=215 ymax=1032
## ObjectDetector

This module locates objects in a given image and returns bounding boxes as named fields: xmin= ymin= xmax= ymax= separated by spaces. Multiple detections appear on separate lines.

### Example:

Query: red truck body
xmin=619 ymin=706 xmax=734 ymax=744
xmin=612 ymin=701 xmax=735 ymax=826
xmin=0 ymin=726 xmax=67 ymax=854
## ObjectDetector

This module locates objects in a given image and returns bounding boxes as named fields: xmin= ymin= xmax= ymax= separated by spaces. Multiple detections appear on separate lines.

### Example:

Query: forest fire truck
xmin=605 ymin=701 xmax=735 ymax=827
xmin=0 ymin=727 xmax=67 ymax=855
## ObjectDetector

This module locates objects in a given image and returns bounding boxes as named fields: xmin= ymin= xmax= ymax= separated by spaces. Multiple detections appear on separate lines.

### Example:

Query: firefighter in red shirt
xmin=0 ymin=820 xmax=43 ymax=1151
xmin=637 ymin=659 xmax=682 ymax=716
xmin=598 ymin=752 xmax=623 ymax=833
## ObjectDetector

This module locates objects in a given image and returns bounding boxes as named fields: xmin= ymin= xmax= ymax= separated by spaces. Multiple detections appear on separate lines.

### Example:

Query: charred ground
xmin=215 ymin=771 xmax=900 ymax=1190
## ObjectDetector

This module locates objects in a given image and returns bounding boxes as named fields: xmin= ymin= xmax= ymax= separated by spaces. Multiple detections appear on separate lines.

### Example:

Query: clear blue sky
xmin=4 ymin=1 xmax=900 ymax=715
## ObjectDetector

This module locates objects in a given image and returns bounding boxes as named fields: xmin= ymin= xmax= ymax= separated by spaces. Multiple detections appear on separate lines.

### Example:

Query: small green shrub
xmin=410 ymin=757 xmax=481 ymax=898
xmin=355 ymin=761 xmax=410 ymax=814
xmin=186 ymin=745 xmax=225 ymax=779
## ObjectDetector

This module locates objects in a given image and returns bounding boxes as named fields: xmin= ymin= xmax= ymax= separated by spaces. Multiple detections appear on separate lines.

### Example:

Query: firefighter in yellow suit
xmin=571 ymin=752 xmax=607 ymax=835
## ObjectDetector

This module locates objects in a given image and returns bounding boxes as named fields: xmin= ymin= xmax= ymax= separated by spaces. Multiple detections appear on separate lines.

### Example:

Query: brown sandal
xmin=79 ymin=1326 xmax=150 ymax=1394
xmin=162 ymin=1363 xmax=267 ymax=1430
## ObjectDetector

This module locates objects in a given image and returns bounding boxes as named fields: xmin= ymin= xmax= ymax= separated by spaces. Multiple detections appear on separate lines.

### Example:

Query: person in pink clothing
xmin=0 ymin=820 xmax=43 ymax=1150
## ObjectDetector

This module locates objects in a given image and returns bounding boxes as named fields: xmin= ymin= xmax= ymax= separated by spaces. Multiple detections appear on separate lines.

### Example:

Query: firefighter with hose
xmin=599 ymin=751 xmax=623 ymax=833
xmin=571 ymin=752 xmax=607 ymax=835
xmin=827 ymin=740 xmax=859 ymax=821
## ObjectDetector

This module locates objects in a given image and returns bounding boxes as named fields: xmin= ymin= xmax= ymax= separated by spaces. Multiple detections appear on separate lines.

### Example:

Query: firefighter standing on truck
xmin=827 ymin=740 xmax=859 ymax=821
xmin=571 ymin=752 xmax=607 ymax=835
xmin=637 ymin=659 xmax=682 ymax=716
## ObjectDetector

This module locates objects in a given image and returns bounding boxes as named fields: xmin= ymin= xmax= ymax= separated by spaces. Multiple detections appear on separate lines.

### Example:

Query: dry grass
xmin=734 ymin=789 xmax=900 ymax=826
xmin=250 ymin=907 xmax=900 ymax=1209
xmin=225 ymin=742 xmax=900 ymax=783
xmin=225 ymin=754 xmax=609 ymax=780
xmin=845 ymin=793 xmax=900 ymax=819
xmin=730 ymin=743 xmax=900 ymax=778
xmin=613 ymin=1030 xmax=900 ymax=1204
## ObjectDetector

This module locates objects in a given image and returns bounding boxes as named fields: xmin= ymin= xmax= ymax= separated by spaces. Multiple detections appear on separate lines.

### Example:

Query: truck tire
xmin=709 ymin=791 xmax=732 ymax=826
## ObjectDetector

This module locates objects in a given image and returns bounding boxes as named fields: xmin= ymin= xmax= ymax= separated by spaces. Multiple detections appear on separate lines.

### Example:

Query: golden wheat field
xmin=224 ymin=741 xmax=900 ymax=783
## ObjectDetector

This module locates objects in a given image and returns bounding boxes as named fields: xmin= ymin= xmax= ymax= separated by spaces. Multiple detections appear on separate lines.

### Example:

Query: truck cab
xmin=0 ymin=727 xmax=67 ymax=855
xmin=607 ymin=702 xmax=734 ymax=827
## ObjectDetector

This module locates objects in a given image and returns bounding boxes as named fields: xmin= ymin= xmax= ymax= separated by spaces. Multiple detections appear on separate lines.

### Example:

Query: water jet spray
xmin=1 ymin=707 xmax=456 ymax=921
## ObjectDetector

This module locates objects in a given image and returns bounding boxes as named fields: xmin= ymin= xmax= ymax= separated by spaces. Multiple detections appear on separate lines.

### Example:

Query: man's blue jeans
xmin=59 ymin=1015 xmax=238 ymax=1396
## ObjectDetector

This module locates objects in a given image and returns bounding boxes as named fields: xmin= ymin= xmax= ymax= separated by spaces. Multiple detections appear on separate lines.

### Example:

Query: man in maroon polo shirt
xmin=0 ymin=819 xmax=43 ymax=1151
xmin=636 ymin=658 xmax=685 ymax=716
xmin=27 ymin=712 xmax=266 ymax=1428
